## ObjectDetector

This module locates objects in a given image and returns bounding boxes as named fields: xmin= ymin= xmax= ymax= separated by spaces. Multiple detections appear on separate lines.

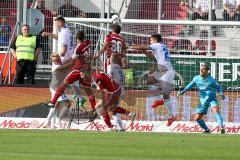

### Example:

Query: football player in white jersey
xmin=42 ymin=16 xmax=74 ymax=129
xmin=129 ymin=34 xmax=175 ymax=126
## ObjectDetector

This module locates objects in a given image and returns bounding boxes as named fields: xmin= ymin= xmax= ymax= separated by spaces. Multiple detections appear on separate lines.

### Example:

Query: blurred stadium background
xmin=0 ymin=0 xmax=240 ymax=133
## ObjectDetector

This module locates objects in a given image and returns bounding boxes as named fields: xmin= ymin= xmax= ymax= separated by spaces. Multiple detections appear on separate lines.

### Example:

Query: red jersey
xmin=105 ymin=32 xmax=126 ymax=58
xmin=72 ymin=40 xmax=91 ymax=70
xmin=96 ymin=71 xmax=120 ymax=93
xmin=195 ymin=40 xmax=216 ymax=56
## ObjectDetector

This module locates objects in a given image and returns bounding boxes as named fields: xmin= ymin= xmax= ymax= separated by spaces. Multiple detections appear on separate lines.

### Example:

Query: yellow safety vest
xmin=16 ymin=35 xmax=37 ymax=61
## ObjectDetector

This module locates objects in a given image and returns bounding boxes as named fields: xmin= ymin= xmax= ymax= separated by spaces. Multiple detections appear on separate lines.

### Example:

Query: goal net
xmin=62 ymin=18 xmax=240 ymax=124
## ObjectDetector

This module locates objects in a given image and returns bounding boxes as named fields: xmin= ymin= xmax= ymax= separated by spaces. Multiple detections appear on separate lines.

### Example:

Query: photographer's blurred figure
xmin=0 ymin=16 xmax=11 ymax=51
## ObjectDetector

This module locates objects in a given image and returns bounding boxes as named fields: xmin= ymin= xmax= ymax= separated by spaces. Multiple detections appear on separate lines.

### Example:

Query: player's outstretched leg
xmin=212 ymin=106 xmax=225 ymax=134
xmin=55 ymin=99 xmax=71 ymax=129
xmin=102 ymin=111 xmax=114 ymax=131
xmin=48 ymin=83 xmax=67 ymax=106
xmin=82 ymin=79 xmax=96 ymax=111
xmin=216 ymin=112 xmax=225 ymax=134
xmin=112 ymin=113 xmax=125 ymax=131
xmin=43 ymin=106 xmax=56 ymax=129
xmin=197 ymin=119 xmax=210 ymax=133
xmin=195 ymin=114 xmax=210 ymax=133
xmin=163 ymin=94 xmax=175 ymax=126
xmin=148 ymin=85 xmax=164 ymax=108
xmin=114 ymin=107 xmax=136 ymax=123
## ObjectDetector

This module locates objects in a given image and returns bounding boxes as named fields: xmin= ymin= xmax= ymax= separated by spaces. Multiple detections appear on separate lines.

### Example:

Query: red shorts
xmin=64 ymin=69 xmax=91 ymax=87
xmin=104 ymin=87 xmax=121 ymax=107
xmin=64 ymin=70 xmax=80 ymax=84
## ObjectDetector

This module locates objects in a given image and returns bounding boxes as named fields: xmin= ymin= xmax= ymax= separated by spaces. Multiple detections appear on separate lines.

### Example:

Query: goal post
xmin=62 ymin=17 xmax=240 ymax=125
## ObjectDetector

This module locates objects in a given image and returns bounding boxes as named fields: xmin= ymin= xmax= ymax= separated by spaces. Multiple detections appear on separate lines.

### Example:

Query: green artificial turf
xmin=0 ymin=129 xmax=239 ymax=160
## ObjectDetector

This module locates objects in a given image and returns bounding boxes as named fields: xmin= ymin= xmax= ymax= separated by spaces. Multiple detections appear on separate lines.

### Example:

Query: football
xmin=111 ymin=14 xmax=121 ymax=25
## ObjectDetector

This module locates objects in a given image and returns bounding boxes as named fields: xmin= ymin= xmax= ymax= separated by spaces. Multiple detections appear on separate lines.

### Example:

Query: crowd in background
xmin=0 ymin=0 xmax=240 ymax=84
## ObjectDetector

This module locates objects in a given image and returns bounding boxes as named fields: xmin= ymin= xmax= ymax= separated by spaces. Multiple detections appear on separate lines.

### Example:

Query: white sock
xmin=45 ymin=108 xmax=56 ymax=125
xmin=112 ymin=114 xmax=124 ymax=130
xmin=56 ymin=117 xmax=61 ymax=125
xmin=51 ymin=109 xmax=57 ymax=128
xmin=95 ymin=107 xmax=102 ymax=117
xmin=164 ymin=99 xmax=173 ymax=118
xmin=58 ymin=106 xmax=69 ymax=121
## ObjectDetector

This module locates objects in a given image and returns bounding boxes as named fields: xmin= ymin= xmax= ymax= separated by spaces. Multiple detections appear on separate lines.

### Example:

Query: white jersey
xmin=195 ymin=0 xmax=215 ymax=13
xmin=148 ymin=43 xmax=173 ymax=71
xmin=223 ymin=0 xmax=240 ymax=10
xmin=52 ymin=26 xmax=73 ymax=72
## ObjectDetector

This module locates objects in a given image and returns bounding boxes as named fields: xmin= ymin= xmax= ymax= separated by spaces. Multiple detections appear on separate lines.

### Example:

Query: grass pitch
xmin=0 ymin=129 xmax=240 ymax=160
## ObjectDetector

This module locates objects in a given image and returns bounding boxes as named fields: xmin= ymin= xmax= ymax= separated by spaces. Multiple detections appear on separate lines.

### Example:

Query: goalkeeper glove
xmin=177 ymin=90 xmax=184 ymax=97
xmin=220 ymin=94 xmax=225 ymax=100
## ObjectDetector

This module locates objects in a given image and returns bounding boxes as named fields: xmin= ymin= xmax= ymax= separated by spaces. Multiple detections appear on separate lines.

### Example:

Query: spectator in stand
xmin=193 ymin=30 xmax=216 ymax=56
xmin=0 ymin=16 xmax=11 ymax=51
xmin=222 ymin=0 xmax=240 ymax=21
xmin=172 ymin=31 xmax=192 ymax=55
xmin=190 ymin=0 xmax=216 ymax=21
xmin=36 ymin=0 xmax=58 ymax=64
xmin=58 ymin=0 xmax=86 ymax=17
xmin=10 ymin=24 xmax=41 ymax=84
xmin=189 ymin=0 xmax=216 ymax=35
xmin=180 ymin=0 xmax=189 ymax=6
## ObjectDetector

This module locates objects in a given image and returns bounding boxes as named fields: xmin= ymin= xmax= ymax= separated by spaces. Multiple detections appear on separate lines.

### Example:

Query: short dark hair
xmin=21 ymin=24 xmax=30 ymax=29
xmin=112 ymin=24 xmax=121 ymax=34
xmin=55 ymin=16 xmax=65 ymax=23
xmin=76 ymin=31 xmax=85 ymax=41
xmin=201 ymin=64 xmax=210 ymax=71
xmin=151 ymin=34 xmax=162 ymax=42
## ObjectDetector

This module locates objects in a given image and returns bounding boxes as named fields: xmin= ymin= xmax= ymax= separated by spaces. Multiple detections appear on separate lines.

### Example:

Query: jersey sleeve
xmin=182 ymin=76 xmax=197 ymax=93
xmin=105 ymin=34 xmax=112 ymax=43
xmin=212 ymin=78 xmax=223 ymax=95
xmin=147 ymin=43 xmax=158 ymax=53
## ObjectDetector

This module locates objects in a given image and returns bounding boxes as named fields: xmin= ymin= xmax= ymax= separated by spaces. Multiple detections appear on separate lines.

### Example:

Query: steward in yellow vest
xmin=15 ymin=35 xmax=37 ymax=61
xmin=10 ymin=24 xmax=41 ymax=84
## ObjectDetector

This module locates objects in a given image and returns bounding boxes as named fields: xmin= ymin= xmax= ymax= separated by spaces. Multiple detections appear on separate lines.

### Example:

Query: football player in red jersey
xmin=47 ymin=31 xmax=96 ymax=114
xmin=92 ymin=71 xmax=136 ymax=131
xmin=95 ymin=24 xmax=126 ymax=98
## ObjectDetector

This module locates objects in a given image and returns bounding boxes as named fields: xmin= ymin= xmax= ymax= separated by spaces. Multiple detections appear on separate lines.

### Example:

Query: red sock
xmin=88 ymin=95 xmax=96 ymax=110
xmin=114 ymin=107 xmax=130 ymax=115
xmin=103 ymin=112 xmax=112 ymax=128
xmin=51 ymin=84 xmax=66 ymax=104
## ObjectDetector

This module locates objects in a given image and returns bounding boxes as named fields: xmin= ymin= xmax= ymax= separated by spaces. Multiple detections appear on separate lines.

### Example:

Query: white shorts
xmin=151 ymin=70 xmax=175 ymax=94
xmin=107 ymin=63 xmax=125 ymax=96
xmin=153 ymin=70 xmax=175 ymax=84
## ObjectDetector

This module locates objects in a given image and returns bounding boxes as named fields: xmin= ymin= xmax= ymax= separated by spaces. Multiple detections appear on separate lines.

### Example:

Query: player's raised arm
xmin=129 ymin=45 xmax=154 ymax=58
xmin=178 ymin=79 xmax=196 ymax=96
xmin=129 ymin=45 xmax=149 ymax=50
xmin=42 ymin=32 xmax=58 ymax=40
xmin=95 ymin=41 xmax=110 ymax=58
